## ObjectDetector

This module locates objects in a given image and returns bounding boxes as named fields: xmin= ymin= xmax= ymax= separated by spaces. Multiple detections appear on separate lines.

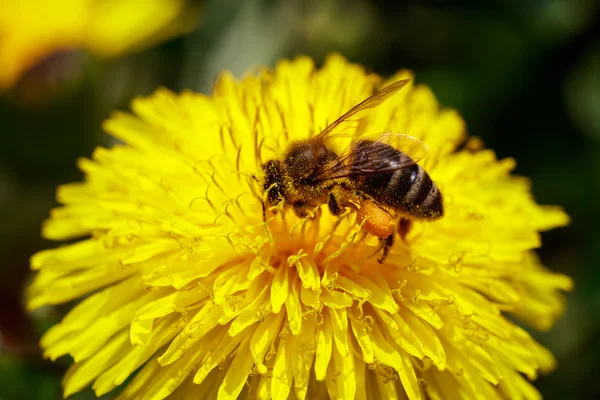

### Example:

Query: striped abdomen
xmin=349 ymin=141 xmax=443 ymax=220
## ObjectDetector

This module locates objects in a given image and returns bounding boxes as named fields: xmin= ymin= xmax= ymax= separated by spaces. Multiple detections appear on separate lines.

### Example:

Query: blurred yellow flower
xmin=29 ymin=55 xmax=572 ymax=399
xmin=0 ymin=0 xmax=196 ymax=90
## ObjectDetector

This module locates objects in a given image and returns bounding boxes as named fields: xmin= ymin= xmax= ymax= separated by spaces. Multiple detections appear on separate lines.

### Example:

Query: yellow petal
xmin=402 ymin=310 xmax=446 ymax=369
xmin=342 ymin=268 xmax=399 ymax=313
xmin=271 ymin=335 xmax=293 ymax=400
xmin=270 ymin=262 xmax=289 ymax=313
xmin=349 ymin=314 xmax=375 ymax=363
xmin=292 ymin=316 xmax=317 ymax=400
xmin=229 ymin=276 xmax=271 ymax=336
xmin=315 ymin=309 xmax=333 ymax=381
xmin=285 ymin=277 xmax=303 ymax=335
xmin=193 ymin=330 xmax=245 ymax=385
xmin=371 ymin=326 xmax=422 ymax=400
xmin=117 ymin=356 xmax=162 ymax=399
xmin=218 ymin=338 xmax=254 ymax=400
xmin=63 ymin=330 xmax=130 ymax=397
xmin=48 ymin=288 xmax=161 ymax=362
xmin=94 ymin=315 xmax=181 ymax=396
xmin=159 ymin=302 xmax=222 ymax=366
xmin=354 ymin=357 xmax=368 ymax=400
xmin=250 ymin=312 xmax=285 ymax=374
xmin=321 ymin=288 xmax=353 ymax=309
xmin=330 ymin=340 xmax=356 ymax=399
xmin=40 ymin=275 xmax=142 ymax=351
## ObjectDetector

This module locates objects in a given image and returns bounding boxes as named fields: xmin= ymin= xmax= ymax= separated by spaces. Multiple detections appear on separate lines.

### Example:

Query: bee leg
xmin=378 ymin=234 xmax=394 ymax=264
xmin=292 ymin=202 xmax=311 ymax=219
xmin=249 ymin=174 xmax=267 ymax=222
xmin=398 ymin=218 xmax=412 ymax=241
xmin=327 ymin=193 xmax=342 ymax=216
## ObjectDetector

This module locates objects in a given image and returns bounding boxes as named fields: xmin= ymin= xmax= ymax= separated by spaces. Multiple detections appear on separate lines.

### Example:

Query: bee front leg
xmin=249 ymin=174 xmax=267 ymax=221
xmin=327 ymin=185 xmax=356 ymax=216
xmin=378 ymin=234 xmax=394 ymax=264
xmin=327 ymin=193 xmax=342 ymax=216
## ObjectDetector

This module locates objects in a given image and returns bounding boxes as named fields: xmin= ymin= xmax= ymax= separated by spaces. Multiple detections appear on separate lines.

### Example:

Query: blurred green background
xmin=1 ymin=0 xmax=598 ymax=399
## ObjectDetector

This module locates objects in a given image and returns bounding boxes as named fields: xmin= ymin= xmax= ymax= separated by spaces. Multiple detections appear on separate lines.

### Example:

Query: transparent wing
xmin=313 ymin=80 xmax=410 ymax=142
xmin=313 ymin=132 xmax=429 ymax=181
xmin=377 ymin=132 xmax=429 ymax=162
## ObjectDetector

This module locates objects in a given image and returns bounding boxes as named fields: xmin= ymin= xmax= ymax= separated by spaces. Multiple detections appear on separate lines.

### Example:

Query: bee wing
xmin=313 ymin=132 xmax=429 ymax=181
xmin=375 ymin=132 xmax=429 ymax=162
xmin=313 ymin=80 xmax=411 ymax=141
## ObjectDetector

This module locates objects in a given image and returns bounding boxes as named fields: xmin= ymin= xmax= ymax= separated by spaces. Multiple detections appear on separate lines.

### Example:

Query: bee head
xmin=284 ymin=142 xmax=337 ymax=185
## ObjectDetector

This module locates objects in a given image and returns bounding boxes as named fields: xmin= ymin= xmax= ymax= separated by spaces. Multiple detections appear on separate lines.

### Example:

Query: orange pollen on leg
xmin=356 ymin=200 xmax=394 ymax=238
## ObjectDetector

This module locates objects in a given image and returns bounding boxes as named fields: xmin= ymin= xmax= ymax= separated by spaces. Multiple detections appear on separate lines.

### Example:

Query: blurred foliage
xmin=1 ymin=0 xmax=599 ymax=398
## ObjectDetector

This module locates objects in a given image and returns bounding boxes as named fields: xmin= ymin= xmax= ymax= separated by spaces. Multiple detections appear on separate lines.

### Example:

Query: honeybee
xmin=260 ymin=80 xmax=443 ymax=262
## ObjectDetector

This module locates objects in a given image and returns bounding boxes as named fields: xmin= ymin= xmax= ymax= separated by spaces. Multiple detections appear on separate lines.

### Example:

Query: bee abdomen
xmin=386 ymin=164 xmax=443 ymax=220
xmin=350 ymin=142 xmax=443 ymax=220
xmin=359 ymin=158 xmax=443 ymax=220
xmin=382 ymin=164 xmax=419 ymax=203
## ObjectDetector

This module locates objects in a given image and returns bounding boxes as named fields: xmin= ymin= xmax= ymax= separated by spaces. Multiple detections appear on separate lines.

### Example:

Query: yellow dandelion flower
xmin=0 ymin=0 xmax=196 ymax=90
xmin=29 ymin=54 xmax=572 ymax=400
